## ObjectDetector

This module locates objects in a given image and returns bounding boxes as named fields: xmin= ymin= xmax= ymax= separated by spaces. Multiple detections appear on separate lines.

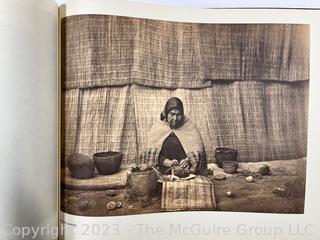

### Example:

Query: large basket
xmin=215 ymin=147 xmax=238 ymax=168
xmin=127 ymin=168 xmax=159 ymax=198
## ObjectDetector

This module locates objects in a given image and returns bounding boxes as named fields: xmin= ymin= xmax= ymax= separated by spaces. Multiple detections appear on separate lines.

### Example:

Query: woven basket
xmin=127 ymin=168 xmax=159 ymax=197
xmin=215 ymin=147 xmax=238 ymax=168
xmin=223 ymin=161 xmax=239 ymax=174
xmin=93 ymin=151 xmax=122 ymax=175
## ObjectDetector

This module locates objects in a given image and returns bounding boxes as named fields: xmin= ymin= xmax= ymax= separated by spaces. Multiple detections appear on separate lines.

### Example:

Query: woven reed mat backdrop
xmin=61 ymin=15 xmax=309 ymax=165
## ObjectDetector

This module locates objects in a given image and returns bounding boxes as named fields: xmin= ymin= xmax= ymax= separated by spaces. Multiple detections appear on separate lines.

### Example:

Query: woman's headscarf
xmin=160 ymin=97 xmax=184 ymax=121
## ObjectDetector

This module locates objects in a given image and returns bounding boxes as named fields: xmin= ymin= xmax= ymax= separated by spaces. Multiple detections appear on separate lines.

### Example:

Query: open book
xmin=1 ymin=0 xmax=320 ymax=239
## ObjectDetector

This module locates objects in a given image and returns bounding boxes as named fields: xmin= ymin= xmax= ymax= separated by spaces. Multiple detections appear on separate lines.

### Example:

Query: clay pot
xmin=67 ymin=153 xmax=95 ymax=179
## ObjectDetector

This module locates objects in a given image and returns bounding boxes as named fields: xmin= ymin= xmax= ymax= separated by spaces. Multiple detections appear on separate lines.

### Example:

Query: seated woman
xmin=139 ymin=97 xmax=208 ymax=175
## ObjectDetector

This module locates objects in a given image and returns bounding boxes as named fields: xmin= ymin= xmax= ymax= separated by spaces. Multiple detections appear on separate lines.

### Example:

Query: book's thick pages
xmin=0 ymin=0 xmax=58 ymax=239
xmin=59 ymin=1 xmax=320 ymax=239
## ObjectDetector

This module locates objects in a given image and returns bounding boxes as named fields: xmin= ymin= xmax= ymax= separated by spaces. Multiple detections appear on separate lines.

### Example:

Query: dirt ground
xmin=61 ymin=158 xmax=306 ymax=216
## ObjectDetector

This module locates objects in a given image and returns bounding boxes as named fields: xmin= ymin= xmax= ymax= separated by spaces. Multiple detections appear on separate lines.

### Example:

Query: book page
xmin=60 ymin=0 xmax=319 ymax=239
xmin=0 ymin=0 xmax=58 ymax=239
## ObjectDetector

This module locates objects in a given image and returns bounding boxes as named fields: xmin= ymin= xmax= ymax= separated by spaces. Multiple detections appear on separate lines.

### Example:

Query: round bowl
xmin=223 ymin=161 xmax=239 ymax=174
xmin=93 ymin=151 xmax=123 ymax=175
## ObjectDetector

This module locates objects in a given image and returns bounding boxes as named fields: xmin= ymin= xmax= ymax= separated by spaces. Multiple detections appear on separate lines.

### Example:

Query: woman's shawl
xmin=139 ymin=116 xmax=208 ymax=175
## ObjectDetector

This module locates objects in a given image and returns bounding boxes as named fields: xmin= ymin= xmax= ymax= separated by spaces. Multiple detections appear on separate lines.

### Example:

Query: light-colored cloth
xmin=139 ymin=115 xmax=207 ymax=175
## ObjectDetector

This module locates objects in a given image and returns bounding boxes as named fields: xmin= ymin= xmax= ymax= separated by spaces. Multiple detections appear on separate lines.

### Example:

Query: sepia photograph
xmin=60 ymin=15 xmax=309 ymax=216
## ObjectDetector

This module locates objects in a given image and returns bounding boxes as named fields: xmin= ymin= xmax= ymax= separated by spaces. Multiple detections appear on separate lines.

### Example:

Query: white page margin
xmin=0 ymin=0 xmax=58 ymax=239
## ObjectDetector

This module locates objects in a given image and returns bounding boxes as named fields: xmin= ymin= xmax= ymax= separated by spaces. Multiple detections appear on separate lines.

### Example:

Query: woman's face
xmin=167 ymin=108 xmax=183 ymax=128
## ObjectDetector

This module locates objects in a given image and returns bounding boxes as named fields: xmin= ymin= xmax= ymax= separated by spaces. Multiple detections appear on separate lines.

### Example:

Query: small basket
xmin=215 ymin=147 xmax=238 ymax=168
xmin=223 ymin=161 xmax=239 ymax=174
xmin=93 ymin=151 xmax=122 ymax=175
xmin=127 ymin=168 xmax=159 ymax=198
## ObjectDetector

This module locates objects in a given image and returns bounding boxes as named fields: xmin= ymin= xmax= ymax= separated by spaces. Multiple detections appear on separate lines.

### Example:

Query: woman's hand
xmin=163 ymin=159 xmax=179 ymax=167
xmin=171 ymin=159 xmax=179 ymax=166
xmin=189 ymin=167 xmax=197 ymax=174
xmin=179 ymin=158 xmax=190 ymax=168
